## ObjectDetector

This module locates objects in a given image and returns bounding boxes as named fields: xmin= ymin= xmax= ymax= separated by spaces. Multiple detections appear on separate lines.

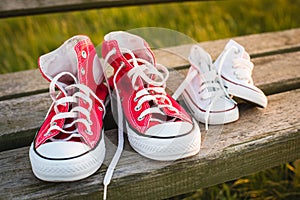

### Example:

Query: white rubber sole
xmin=182 ymin=91 xmax=239 ymax=125
xmin=29 ymin=137 xmax=105 ymax=182
xmin=222 ymin=76 xmax=268 ymax=108
xmin=126 ymin=118 xmax=201 ymax=161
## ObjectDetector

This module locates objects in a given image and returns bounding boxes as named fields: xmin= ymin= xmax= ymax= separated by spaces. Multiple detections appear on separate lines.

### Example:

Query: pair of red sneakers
xmin=29 ymin=32 xmax=201 ymax=192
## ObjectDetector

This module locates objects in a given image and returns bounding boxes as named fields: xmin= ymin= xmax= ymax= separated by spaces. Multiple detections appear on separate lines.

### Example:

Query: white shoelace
xmin=102 ymin=47 xmax=180 ymax=199
xmin=217 ymin=46 xmax=254 ymax=84
xmin=172 ymin=66 xmax=228 ymax=130
xmin=45 ymin=71 xmax=106 ymax=142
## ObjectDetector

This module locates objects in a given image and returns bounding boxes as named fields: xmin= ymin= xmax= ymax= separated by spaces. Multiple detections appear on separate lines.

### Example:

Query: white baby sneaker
xmin=173 ymin=45 xmax=239 ymax=130
xmin=214 ymin=39 xmax=268 ymax=108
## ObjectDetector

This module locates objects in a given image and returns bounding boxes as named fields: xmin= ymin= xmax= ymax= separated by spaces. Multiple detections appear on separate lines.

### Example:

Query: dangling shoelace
xmin=45 ymin=71 xmax=106 ymax=142
xmin=102 ymin=47 xmax=180 ymax=200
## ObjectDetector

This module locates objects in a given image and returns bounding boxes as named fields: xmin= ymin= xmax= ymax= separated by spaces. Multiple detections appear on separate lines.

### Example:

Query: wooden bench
xmin=0 ymin=1 xmax=300 ymax=199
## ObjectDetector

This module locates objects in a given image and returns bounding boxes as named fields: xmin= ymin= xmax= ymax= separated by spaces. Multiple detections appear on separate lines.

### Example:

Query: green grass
xmin=1 ymin=0 xmax=300 ymax=74
xmin=1 ymin=0 xmax=300 ymax=199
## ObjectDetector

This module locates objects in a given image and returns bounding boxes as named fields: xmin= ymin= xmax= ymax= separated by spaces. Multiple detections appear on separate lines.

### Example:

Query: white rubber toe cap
xmin=36 ymin=141 xmax=91 ymax=159
xmin=209 ymin=97 xmax=236 ymax=112
xmin=145 ymin=121 xmax=193 ymax=137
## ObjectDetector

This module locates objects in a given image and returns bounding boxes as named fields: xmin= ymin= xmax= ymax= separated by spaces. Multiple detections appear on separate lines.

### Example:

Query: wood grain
xmin=0 ymin=28 xmax=300 ymax=101
xmin=155 ymin=28 xmax=300 ymax=67
xmin=0 ymin=69 xmax=48 ymax=101
xmin=0 ymin=89 xmax=299 ymax=199
xmin=1 ymin=50 xmax=299 ymax=151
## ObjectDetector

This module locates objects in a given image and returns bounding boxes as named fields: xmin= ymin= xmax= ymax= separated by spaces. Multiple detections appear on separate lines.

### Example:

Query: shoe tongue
xmin=106 ymin=31 xmax=155 ymax=65
xmin=39 ymin=36 xmax=90 ymax=84
xmin=189 ymin=45 xmax=213 ymax=74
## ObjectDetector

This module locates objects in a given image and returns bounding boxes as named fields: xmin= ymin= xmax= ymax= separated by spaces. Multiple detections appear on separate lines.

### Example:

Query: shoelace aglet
xmin=103 ymin=184 xmax=108 ymax=200
xmin=204 ymin=107 xmax=210 ymax=131
xmin=103 ymin=167 xmax=114 ymax=200
xmin=205 ymin=120 xmax=209 ymax=131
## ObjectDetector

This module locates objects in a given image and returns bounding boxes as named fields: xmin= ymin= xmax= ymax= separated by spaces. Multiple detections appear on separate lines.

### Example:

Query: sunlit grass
xmin=1 ymin=0 xmax=300 ymax=73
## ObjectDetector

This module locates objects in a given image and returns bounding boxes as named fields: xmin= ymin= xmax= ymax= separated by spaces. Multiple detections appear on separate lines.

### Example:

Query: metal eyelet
xmin=81 ymin=67 xmax=85 ymax=75
xmin=82 ymin=50 xmax=87 ymax=58
xmin=233 ymin=71 xmax=242 ymax=79
xmin=98 ymin=106 xmax=103 ymax=111
xmin=134 ymin=105 xmax=141 ymax=111
xmin=85 ymin=130 xmax=93 ymax=135
xmin=137 ymin=116 xmax=144 ymax=121
xmin=234 ymin=48 xmax=240 ymax=54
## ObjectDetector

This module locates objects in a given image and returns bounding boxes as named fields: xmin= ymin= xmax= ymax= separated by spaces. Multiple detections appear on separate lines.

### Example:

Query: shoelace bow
xmin=102 ymin=47 xmax=180 ymax=199
xmin=45 ymin=71 xmax=106 ymax=142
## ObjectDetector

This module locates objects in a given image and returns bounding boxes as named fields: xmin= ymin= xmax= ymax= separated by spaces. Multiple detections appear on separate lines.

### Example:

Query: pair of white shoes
xmin=173 ymin=40 xmax=268 ymax=129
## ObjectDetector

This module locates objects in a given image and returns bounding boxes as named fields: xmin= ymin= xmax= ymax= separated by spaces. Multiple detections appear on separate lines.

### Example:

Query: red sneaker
xmin=29 ymin=35 xmax=107 ymax=181
xmin=102 ymin=31 xmax=201 ymax=161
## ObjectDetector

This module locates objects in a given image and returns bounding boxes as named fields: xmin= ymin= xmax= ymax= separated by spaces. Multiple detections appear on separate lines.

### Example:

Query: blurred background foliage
xmin=1 ymin=0 xmax=300 ymax=73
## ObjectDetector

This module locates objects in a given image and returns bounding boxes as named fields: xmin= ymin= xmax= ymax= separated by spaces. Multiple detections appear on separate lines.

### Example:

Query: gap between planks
xmin=0 ymin=50 xmax=299 ymax=151
xmin=0 ymin=28 xmax=300 ymax=101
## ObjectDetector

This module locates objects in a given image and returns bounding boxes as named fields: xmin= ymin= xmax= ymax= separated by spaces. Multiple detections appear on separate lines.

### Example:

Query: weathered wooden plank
xmin=0 ymin=0 xmax=202 ymax=18
xmin=0 ymin=29 xmax=299 ymax=100
xmin=0 ymin=93 xmax=50 ymax=152
xmin=0 ymin=89 xmax=299 ymax=200
xmin=155 ymin=28 xmax=300 ymax=67
xmin=0 ymin=69 xmax=48 ymax=101
xmin=0 ymin=28 xmax=300 ymax=101
xmin=0 ymin=50 xmax=299 ymax=151
xmin=252 ymin=51 xmax=300 ymax=95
